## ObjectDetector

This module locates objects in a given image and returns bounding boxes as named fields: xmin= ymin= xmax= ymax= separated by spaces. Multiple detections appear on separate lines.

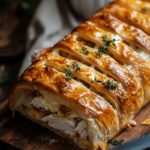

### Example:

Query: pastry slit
xmin=52 ymin=48 xmax=124 ymax=84
xmin=89 ymin=13 xmax=150 ymax=55
xmin=52 ymin=47 xmax=128 ymax=91
xmin=79 ymin=21 xmax=150 ymax=104
xmin=113 ymin=0 xmax=150 ymax=16
xmin=100 ymin=4 xmax=150 ymax=35
xmin=45 ymin=63 xmax=120 ymax=112
xmin=44 ymin=53 xmax=135 ymax=115
xmin=10 ymin=75 xmax=119 ymax=149
xmin=72 ymin=36 xmax=139 ymax=92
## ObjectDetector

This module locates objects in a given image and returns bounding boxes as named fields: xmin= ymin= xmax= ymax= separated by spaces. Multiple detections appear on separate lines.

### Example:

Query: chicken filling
xmin=30 ymin=95 xmax=88 ymax=140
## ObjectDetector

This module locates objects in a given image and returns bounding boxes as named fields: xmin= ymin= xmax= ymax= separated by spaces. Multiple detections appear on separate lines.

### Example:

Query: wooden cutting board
xmin=0 ymin=100 xmax=150 ymax=150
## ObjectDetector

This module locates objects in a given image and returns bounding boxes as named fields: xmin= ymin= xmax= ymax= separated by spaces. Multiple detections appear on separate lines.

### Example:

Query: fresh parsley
xmin=109 ymin=140 xmax=123 ymax=145
xmin=65 ymin=65 xmax=72 ymax=80
xmin=81 ymin=46 xmax=91 ymax=55
xmin=72 ymin=62 xmax=80 ymax=72
xmin=98 ymin=35 xmax=118 ymax=57
xmin=143 ymin=6 xmax=149 ymax=11
xmin=65 ymin=62 xmax=81 ymax=80
xmin=91 ymin=78 xmax=117 ymax=90
xmin=0 ymin=72 xmax=12 ymax=86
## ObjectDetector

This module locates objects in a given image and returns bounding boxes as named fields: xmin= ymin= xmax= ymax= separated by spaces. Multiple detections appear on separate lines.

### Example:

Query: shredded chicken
xmin=74 ymin=120 xmax=88 ymax=140
xmin=30 ymin=96 xmax=88 ymax=140
xmin=30 ymin=96 xmax=47 ymax=109
xmin=42 ymin=114 xmax=76 ymax=136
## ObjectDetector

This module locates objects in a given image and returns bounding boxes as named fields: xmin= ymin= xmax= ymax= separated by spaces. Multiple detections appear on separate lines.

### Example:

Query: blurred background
xmin=0 ymin=0 xmax=112 ymax=149
xmin=0 ymin=0 xmax=40 ymax=104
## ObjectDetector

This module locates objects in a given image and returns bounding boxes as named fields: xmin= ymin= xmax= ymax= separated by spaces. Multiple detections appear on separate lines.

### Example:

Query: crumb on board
xmin=142 ymin=116 xmax=150 ymax=125
xmin=123 ymin=138 xmax=128 ymax=143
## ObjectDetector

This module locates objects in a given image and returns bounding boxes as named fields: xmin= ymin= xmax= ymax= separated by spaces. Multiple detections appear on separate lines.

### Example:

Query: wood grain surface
xmin=0 ymin=100 xmax=150 ymax=150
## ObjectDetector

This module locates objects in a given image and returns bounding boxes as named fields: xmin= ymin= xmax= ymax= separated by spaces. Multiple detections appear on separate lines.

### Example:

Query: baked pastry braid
xmin=9 ymin=0 xmax=150 ymax=150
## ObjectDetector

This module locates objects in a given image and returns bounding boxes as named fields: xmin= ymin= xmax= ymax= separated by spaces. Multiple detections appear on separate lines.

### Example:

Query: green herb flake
xmin=100 ymin=35 xmax=108 ymax=41
xmin=91 ymin=78 xmax=105 ymax=85
xmin=98 ymin=35 xmax=118 ymax=57
xmin=72 ymin=62 xmax=80 ymax=72
xmin=81 ymin=46 xmax=91 ymax=55
xmin=91 ymin=78 xmax=117 ymax=90
xmin=98 ymin=45 xmax=110 ymax=54
xmin=65 ymin=62 xmax=81 ymax=80
xmin=143 ymin=6 xmax=149 ymax=11
xmin=109 ymin=140 xmax=123 ymax=145
xmin=97 ymin=51 xmax=102 ymax=57
xmin=106 ymin=79 xmax=118 ymax=90
xmin=65 ymin=65 xmax=72 ymax=80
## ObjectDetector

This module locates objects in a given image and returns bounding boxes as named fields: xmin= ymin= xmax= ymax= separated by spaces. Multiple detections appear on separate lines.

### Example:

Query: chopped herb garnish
xmin=98 ymin=45 xmax=111 ymax=57
xmin=97 ymin=51 xmax=102 ymax=57
xmin=65 ymin=62 xmax=81 ymax=80
xmin=72 ymin=62 xmax=80 ymax=72
xmin=0 ymin=72 xmax=12 ymax=86
xmin=65 ymin=65 xmax=72 ymax=80
xmin=106 ymin=39 xmax=117 ymax=47
xmin=91 ymin=78 xmax=117 ymax=90
xmin=101 ymin=35 xmax=108 ymax=41
xmin=143 ymin=6 xmax=149 ymax=11
xmin=109 ymin=140 xmax=123 ymax=145
xmin=81 ymin=47 xmax=87 ymax=51
xmin=91 ymin=78 xmax=105 ymax=85
xmin=98 ymin=35 xmax=118 ymax=57
xmin=106 ymin=79 xmax=118 ymax=90
xmin=81 ymin=46 xmax=91 ymax=55
xmin=101 ymin=35 xmax=117 ymax=47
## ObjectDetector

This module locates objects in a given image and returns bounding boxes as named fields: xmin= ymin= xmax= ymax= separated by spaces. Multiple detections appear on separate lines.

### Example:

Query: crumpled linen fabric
xmin=19 ymin=0 xmax=113 ymax=75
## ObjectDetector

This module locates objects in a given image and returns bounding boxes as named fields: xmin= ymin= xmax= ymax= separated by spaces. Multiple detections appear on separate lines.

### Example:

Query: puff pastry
xmin=9 ymin=0 xmax=150 ymax=150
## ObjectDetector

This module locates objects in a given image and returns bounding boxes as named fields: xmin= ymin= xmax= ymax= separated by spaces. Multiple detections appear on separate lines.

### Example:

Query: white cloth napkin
xmin=19 ymin=0 xmax=113 ymax=75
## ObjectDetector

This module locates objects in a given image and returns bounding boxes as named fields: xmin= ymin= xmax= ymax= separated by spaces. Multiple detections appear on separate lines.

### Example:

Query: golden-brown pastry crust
xmin=89 ymin=12 xmax=150 ymax=104
xmin=114 ymin=0 xmax=150 ymax=15
xmin=100 ymin=4 xmax=150 ymax=35
xmin=9 ymin=1 xmax=150 ymax=150
xmin=90 ymin=13 xmax=150 ymax=54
